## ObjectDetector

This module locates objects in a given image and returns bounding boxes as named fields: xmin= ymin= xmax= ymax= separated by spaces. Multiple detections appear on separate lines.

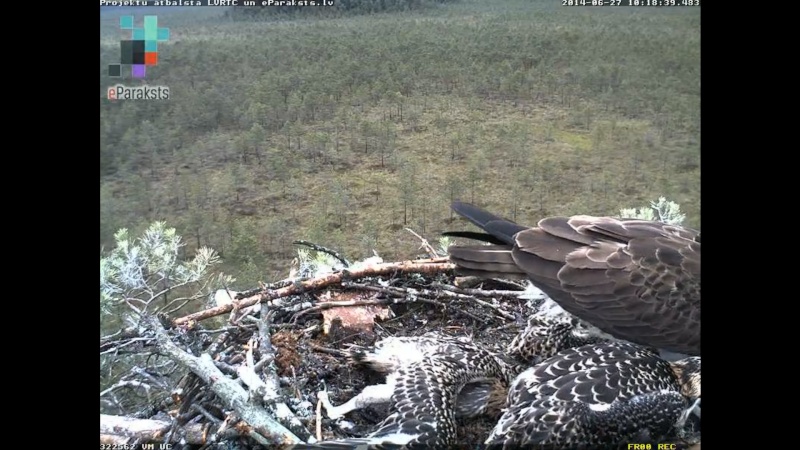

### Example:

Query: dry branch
xmin=341 ymin=282 xmax=516 ymax=321
xmin=100 ymin=414 xmax=211 ymax=445
xmin=432 ymin=282 xmax=525 ymax=298
xmin=143 ymin=316 xmax=301 ymax=447
xmin=101 ymin=434 xmax=131 ymax=445
xmin=405 ymin=228 xmax=439 ymax=258
xmin=173 ymin=259 xmax=454 ymax=326
xmin=306 ymin=342 xmax=348 ymax=357
xmin=293 ymin=240 xmax=351 ymax=267
xmin=238 ymin=311 xmax=315 ymax=442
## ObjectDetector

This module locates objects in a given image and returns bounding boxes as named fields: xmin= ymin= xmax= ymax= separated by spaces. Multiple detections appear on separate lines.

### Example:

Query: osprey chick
xmin=318 ymin=333 xmax=518 ymax=422
xmin=301 ymin=337 xmax=511 ymax=449
xmin=486 ymin=341 xmax=701 ymax=449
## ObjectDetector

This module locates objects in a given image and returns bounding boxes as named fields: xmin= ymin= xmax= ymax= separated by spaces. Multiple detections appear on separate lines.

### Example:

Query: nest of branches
xmin=100 ymin=254 xmax=536 ymax=449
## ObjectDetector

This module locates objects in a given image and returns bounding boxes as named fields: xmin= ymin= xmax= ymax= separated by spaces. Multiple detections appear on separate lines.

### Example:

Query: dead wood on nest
xmin=100 ymin=414 xmax=219 ymax=445
xmin=143 ymin=315 xmax=304 ymax=447
xmin=173 ymin=258 xmax=453 ymax=326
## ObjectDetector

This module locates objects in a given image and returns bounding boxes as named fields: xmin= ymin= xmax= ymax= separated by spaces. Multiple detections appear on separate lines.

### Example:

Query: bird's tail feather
xmin=441 ymin=231 xmax=507 ymax=246
xmin=449 ymin=202 xmax=527 ymax=245
xmin=447 ymin=245 xmax=529 ymax=280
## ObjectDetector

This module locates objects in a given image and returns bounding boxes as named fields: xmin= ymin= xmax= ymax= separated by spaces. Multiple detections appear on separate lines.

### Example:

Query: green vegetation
xmin=100 ymin=223 xmax=233 ymax=410
xmin=100 ymin=222 xmax=233 ymax=332
xmin=100 ymin=0 xmax=700 ymax=288
xmin=620 ymin=197 xmax=686 ymax=225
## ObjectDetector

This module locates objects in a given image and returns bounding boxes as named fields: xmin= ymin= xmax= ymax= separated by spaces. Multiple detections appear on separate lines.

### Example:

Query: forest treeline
xmin=100 ymin=0 xmax=700 ymax=287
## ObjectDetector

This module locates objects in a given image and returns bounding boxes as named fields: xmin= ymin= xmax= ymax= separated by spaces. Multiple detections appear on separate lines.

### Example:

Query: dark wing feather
xmin=513 ymin=216 xmax=700 ymax=355
xmin=446 ymin=203 xmax=701 ymax=355
xmin=518 ymin=216 xmax=700 ymax=355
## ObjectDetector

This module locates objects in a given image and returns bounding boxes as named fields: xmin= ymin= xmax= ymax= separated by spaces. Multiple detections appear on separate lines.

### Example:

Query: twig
xmin=227 ymin=308 xmax=260 ymax=329
xmin=130 ymin=366 xmax=170 ymax=390
xmin=454 ymin=277 xmax=527 ymax=290
xmin=217 ymin=412 xmax=236 ymax=436
xmin=411 ymin=256 xmax=450 ymax=263
xmin=197 ymin=327 xmax=239 ymax=335
xmin=432 ymin=282 xmax=525 ymax=298
xmin=290 ymin=366 xmax=302 ymax=399
xmin=344 ymin=282 xmax=515 ymax=320
xmin=315 ymin=392 xmax=323 ymax=441
xmin=235 ymin=278 xmax=294 ymax=299
xmin=100 ymin=380 xmax=151 ymax=398
xmin=339 ymin=282 xmax=491 ymax=324
xmin=100 ymin=337 xmax=152 ymax=355
xmin=293 ymin=240 xmax=352 ymax=268
xmin=256 ymin=309 xmax=275 ymax=349
xmin=189 ymin=404 xmax=223 ymax=425
xmin=442 ymin=303 xmax=490 ymax=324
xmin=341 ymin=282 xmax=407 ymax=298
xmin=101 ymin=326 xmax=139 ymax=343
xmin=405 ymin=228 xmax=439 ymax=258
xmin=248 ymin=430 xmax=273 ymax=447
xmin=254 ymin=356 xmax=271 ymax=374
xmin=174 ymin=259 xmax=454 ymax=326
xmin=469 ymin=297 xmax=516 ymax=321
xmin=161 ymin=293 xmax=204 ymax=316
xmin=307 ymin=342 xmax=348 ymax=357
xmin=212 ymin=361 xmax=238 ymax=376
xmin=238 ymin=337 xmax=268 ymax=400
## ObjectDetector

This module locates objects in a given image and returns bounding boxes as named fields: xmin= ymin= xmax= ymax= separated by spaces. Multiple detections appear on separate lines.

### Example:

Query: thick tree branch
xmin=143 ymin=316 xmax=301 ymax=447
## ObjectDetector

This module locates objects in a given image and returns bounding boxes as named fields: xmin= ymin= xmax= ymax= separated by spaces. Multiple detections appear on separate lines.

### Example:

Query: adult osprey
xmin=445 ymin=202 xmax=700 ymax=356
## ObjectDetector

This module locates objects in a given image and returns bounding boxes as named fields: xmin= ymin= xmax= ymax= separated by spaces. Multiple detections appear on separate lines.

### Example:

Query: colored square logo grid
xmin=108 ymin=15 xmax=170 ymax=79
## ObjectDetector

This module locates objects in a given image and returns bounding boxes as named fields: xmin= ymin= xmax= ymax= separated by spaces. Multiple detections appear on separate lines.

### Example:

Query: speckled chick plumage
xmin=486 ymin=341 xmax=701 ymax=450
xmin=508 ymin=313 xmax=609 ymax=364
xmin=346 ymin=333 xmax=522 ymax=419
xmin=345 ymin=332 xmax=475 ymax=373
xmin=297 ymin=342 xmax=509 ymax=450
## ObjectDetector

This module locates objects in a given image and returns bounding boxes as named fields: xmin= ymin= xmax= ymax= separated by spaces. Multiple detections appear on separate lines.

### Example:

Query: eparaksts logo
xmin=107 ymin=84 xmax=170 ymax=100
